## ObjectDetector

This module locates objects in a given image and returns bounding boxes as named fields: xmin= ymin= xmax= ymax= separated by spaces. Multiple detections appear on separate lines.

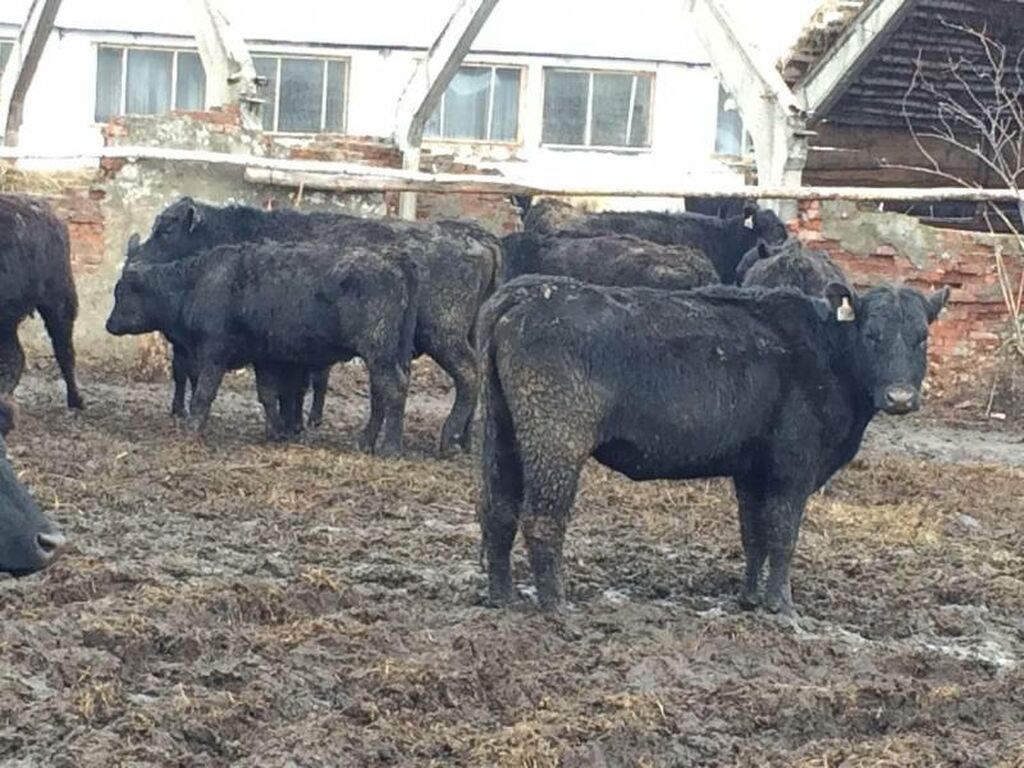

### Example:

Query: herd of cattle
xmin=0 ymin=192 xmax=949 ymax=617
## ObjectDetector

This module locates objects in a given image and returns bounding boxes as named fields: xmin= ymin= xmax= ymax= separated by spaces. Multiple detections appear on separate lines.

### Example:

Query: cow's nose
xmin=884 ymin=385 xmax=917 ymax=413
xmin=36 ymin=532 xmax=66 ymax=562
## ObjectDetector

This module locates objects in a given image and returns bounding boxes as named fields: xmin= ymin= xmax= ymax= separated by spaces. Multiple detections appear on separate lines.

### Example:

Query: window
xmin=0 ymin=39 xmax=13 ymax=76
xmin=424 ymin=65 xmax=521 ymax=142
xmin=253 ymin=55 xmax=347 ymax=134
xmin=95 ymin=46 xmax=206 ymax=122
xmin=715 ymin=84 xmax=752 ymax=157
xmin=542 ymin=69 xmax=652 ymax=148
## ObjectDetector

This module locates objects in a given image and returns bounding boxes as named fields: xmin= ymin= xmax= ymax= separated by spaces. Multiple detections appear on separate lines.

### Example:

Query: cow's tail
xmin=396 ymin=254 xmax=420 ymax=371
xmin=0 ymin=396 xmax=15 ymax=438
xmin=474 ymin=285 xmax=524 ymax=572
xmin=468 ymin=233 xmax=505 ymax=349
xmin=480 ymin=232 xmax=505 ymax=307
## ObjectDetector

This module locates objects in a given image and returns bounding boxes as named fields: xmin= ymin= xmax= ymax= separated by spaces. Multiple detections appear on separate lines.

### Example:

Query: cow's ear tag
xmin=744 ymin=215 xmax=755 ymax=230
xmin=836 ymin=296 xmax=855 ymax=322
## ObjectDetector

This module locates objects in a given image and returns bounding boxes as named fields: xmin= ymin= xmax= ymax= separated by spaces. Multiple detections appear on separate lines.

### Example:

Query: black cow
xmin=0 ymin=398 xmax=66 ymax=575
xmin=0 ymin=195 xmax=84 ymax=409
xmin=131 ymin=198 xmax=502 ymax=457
xmin=124 ymin=233 xmax=328 ymax=435
xmin=522 ymin=199 xmax=788 ymax=284
xmin=500 ymin=232 xmax=719 ymax=289
xmin=738 ymin=238 xmax=850 ymax=294
xmin=107 ymin=242 xmax=418 ymax=455
xmin=477 ymin=275 xmax=949 ymax=615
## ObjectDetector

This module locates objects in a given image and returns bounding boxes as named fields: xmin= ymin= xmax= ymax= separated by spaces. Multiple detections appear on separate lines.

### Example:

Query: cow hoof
xmin=356 ymin=434 xmax=375 ymax=454
xmin=487 ymin=582 xmax=516 ymax=607
xmin=308 ymin=417 xmax=322 ymax=429
xmin=764 ymin=594 xmax=796 ymax=618
xmin=738 ymin=589 xmax=761 ymax=610
xmin=376 ymin=443 xmax=403 ymax=459
xmin=67 ymin=393 xmax=85 ymax=410
xmin=438 ymin=442 xmax=460 ymax=460
xmin=184 ymin=417 xmax=207 ymax=435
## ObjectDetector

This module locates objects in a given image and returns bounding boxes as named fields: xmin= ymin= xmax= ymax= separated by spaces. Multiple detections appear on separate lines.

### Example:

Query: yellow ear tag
xmin=836 ymin=296 xmax=855 ymax=322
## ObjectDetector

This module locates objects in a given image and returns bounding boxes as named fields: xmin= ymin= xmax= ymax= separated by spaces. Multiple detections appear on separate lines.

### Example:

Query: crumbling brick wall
xmin=793 ymin=200 xmax=1021 ymax=401
xmin=285 ymin=134 xmax=521 ymax=233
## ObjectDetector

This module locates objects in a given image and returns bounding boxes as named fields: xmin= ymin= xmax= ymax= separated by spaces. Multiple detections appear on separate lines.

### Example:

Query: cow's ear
xmin=743 ymin=201 xmax=758 ymax=229
xmin=925 ymin=285 xmax=950 ymax=323
xmin=825 ymin=282 xmax=857 ymax=322
xmin=125 ymin=233 xmax=141 ymax=262
xmin=186 ymin=204 xmax=203 ymax=233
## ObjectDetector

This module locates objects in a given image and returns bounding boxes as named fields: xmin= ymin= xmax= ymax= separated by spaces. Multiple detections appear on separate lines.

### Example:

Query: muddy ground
xmin=1 ymin=361 xmax=1022 ymax=767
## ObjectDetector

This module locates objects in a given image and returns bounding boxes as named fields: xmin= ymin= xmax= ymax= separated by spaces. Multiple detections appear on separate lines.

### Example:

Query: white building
xmin=0 ymin=0 xmax=814 ymax=197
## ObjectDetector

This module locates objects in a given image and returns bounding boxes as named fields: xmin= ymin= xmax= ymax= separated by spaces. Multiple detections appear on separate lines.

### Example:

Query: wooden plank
xmin=244 ymin=167 xmax=1024 ymax=203
xmin=6 ymin=144 xmax=1022 ymax=202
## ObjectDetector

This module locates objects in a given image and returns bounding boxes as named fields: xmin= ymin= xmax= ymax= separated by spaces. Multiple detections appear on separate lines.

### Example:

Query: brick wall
xmin=793 ymin=200 xmax=1021 ymax=399
xmin=20 ymin=185 xmax=108 ymax=278
xmin=285 ymin=134 xmax=521 ymax=233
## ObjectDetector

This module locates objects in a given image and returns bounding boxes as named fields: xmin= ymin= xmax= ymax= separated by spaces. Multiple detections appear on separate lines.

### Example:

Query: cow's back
xmin=0 ymin=195 xmax=73 ymax=320
xmin=485 ymin=278 xmax=833 ymax=477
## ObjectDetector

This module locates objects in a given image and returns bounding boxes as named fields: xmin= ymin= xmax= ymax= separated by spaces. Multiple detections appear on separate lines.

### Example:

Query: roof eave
xmin=793 ymin=0 xmax=916 ymax=119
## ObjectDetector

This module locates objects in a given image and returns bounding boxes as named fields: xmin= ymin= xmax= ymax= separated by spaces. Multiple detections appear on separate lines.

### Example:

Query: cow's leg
xmin=0 ymin=323 xmax=25 ymax=396
xmin=762 ymin=494 xmax=807 ymax=617
xmin=37 ymin=301 xmax=84 ymax=409
xmin=185 ymin=360 xmax=226 ymax=434
xmin=427 ymin=339 xmax=478 ymax=459
xmin=254 ymin=365 xmax=289 ymax=442
xmin=479 ymin=386 xmax=523 ymax=606
xmin=277 ymin=368 xmax=306 ymax=439
xmin=733 ymin=475 xmax=768 ymax=608
xmin=520 ymin=458 xmax=582 ymax=612
xmin=170 ymin=345 xmax=192 ymax=418
xmin=308 ymin=366 xmax=330 ymax=428
xmin=362 ymin=358 xmax=409 ymax=457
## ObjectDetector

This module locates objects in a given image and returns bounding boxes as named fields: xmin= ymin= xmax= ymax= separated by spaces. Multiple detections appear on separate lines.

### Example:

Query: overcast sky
xmin=1 ymin=0 xmax=830 ymax=65
xmin=723 ymin=0 xmax=829 ymax=60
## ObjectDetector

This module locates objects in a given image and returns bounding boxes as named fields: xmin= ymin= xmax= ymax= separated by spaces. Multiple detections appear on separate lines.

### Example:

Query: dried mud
xmin=1 ymin=362 xmax=1022 ymax=767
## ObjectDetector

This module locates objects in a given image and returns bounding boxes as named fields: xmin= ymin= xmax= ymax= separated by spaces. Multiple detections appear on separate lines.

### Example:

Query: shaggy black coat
xmin=109 ymin=241 xmax=418 ymax=455
xmin=500 ymin=232 xmax=719 ymax=289
xmin=130 ymin=198 xmax=501 ymax=455
xmin=0 ymin=398 xmax=64 ymax=575
xmin=0 ymin=194 xmax=83 ymax=408
xmin=476 ymin=275 xmax=949 ymax=614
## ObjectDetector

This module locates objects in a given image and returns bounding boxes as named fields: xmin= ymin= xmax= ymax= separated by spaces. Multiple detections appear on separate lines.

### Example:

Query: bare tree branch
xmin=888 ymin=20 xmax=1024 ymax=360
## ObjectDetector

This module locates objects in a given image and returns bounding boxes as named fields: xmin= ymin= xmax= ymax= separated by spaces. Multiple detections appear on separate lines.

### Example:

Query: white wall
xmin=6 ymin=24 xmax=748 ymax=200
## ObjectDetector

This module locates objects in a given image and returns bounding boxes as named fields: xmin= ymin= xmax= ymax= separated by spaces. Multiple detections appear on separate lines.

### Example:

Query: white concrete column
xmin=688 ymin=0 xmax=809 ymax=220
xmin=0 ymin=0 xmax=62 ymax=147
xmin=393 ymin=0 xmax=499 ymax=219
xmin=188 ymin=0 xmax=262 ymax=130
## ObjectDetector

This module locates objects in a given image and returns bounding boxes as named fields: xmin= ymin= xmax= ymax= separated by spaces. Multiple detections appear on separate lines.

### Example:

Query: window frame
xmin=94 ymin=43 xmax=206 ymax=123
xmin=714 ymin=84 xmax=754 ymax=159
xmin=253 ymin=52 xmax=350 ymax=136
xmin=424 ymin=63 xmax=526 ymax=146
xmin=0 ymin=39 xmax=14 ymax=75
xmin=540 ymin=67 xmax=655 ymax=151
